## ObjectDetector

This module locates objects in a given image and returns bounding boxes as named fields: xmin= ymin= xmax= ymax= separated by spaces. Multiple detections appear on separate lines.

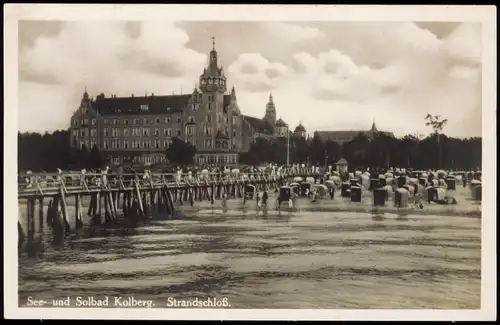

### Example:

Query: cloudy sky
xmin=18 ymin=20 xmax=482 ymax=137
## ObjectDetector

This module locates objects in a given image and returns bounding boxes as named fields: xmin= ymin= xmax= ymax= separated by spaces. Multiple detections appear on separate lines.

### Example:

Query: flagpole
xmin=287 ymin=127 xmax=290 ymax=166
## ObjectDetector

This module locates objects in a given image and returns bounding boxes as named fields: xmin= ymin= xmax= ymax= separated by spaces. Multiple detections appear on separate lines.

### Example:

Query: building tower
xmin=199 ymin=37 xmax=229 ymax=151
xmin=263 ymin=92 xmax=277 ymax=129
xmin=199 ymin=37 xmax=227 ymax=95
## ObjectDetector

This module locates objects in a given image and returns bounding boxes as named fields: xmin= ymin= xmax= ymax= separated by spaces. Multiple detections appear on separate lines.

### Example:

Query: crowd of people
xmin=20 ymin=163 xmax=481 ymax=203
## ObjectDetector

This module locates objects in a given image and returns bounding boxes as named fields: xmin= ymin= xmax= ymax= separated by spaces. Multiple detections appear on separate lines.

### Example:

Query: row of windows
xmin=200 ymin=78 xmax=226 ymax=86
xmin=74 ymin=115 xmax=238 ymax=128
xmin=197 ymin=154 xmax=237 ymax=165
xmin=79 ymin=140 xmax=97 ymax=149
xmin=101 ymin=139 xmax=174 ymax=150
xmin=100 ymin=127 xmax=183 ymax=137
xmin=137 ymin=104 xmax=201 ymax=113
xmin=73 ymin=116 xmax=191 ymax=127
xmin=75 ymin=127 xmax=238 ymax=138
xmin=74 ymin=118 xmax=96 ymax=126
xmin=109 ymin=155 xmax=166 ymax=165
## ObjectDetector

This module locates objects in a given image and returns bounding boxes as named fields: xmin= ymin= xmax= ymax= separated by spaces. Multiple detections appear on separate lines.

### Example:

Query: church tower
xmin=263 ymin=92 xmax=277 ymax=129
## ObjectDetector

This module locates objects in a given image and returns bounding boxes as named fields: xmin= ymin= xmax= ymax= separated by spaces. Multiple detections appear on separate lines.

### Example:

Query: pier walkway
xmin=17 ymin=168 xmax=319 ymax=239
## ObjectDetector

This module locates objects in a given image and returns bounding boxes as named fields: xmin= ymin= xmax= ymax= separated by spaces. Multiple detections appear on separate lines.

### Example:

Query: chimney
xmin=151 ymin=93 xmax=154 ymax=97
xmin=131 ymin=94 xmax=134 ymax=98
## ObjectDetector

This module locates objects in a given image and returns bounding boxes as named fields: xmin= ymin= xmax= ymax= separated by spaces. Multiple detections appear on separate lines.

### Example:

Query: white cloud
xmin=18 ymin=21 xmax=482 ymax=138
xmin=19 ymin=21 xmax=207 ymax=133
xmin=262 ymin=22 xmax=325 ymax=44
xmin=228 ymin=53 xmax=290 ymax=93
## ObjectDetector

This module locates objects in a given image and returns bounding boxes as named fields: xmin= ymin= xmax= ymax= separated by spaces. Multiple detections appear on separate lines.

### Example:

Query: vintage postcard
xmin=4 ymin=4 xmax=497 ymax=321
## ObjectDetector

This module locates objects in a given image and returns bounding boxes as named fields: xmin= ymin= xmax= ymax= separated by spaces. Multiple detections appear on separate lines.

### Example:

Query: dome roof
xmin=294 ymin=123 xmax=306 ymax=132
xmin=275 ymin=118 xmax=288 ymax=127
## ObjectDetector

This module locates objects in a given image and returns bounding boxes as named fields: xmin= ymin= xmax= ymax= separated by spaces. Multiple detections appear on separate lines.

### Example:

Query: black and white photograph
xmin=4 ymin=4 xmax=496 ymax=321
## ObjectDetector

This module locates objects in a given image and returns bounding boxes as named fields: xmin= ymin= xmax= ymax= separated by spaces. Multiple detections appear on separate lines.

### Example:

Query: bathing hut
xmin=335 ymin=158 xmax=349 ymax=175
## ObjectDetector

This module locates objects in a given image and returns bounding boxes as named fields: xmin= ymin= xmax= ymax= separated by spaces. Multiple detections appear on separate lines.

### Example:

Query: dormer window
xmin=140 ymin=104 xmax=149 ymax=111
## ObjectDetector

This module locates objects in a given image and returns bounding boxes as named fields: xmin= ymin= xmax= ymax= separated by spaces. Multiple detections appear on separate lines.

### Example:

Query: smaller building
xmin=335 ymin=158 xmax=348 ymax=174
xmin=314 ymin=121 xmax=394 ymax=144
xmin=275 ymin=118 xmax=289 ymax=138
xmin=294 ymin=123 xmax=306 ymax=138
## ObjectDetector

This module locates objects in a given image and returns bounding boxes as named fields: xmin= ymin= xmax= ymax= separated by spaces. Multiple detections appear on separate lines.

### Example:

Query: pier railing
xmin=18 ymin=168 xmax=318 ymax=199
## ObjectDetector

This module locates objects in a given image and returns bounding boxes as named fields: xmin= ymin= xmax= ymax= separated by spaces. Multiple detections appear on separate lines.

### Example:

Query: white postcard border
xmin=3 ymin=4 xmax=497 ymax=321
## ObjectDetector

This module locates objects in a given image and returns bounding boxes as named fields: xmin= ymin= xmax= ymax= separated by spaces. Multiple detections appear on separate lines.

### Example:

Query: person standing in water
xmin=222 ymin=193 xmax=228 ymax=210
xmin=262 ymin=191 xmax=268 ymax=206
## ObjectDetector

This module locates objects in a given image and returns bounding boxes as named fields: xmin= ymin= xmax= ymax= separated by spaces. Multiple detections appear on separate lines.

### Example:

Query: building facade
xmin=313 ymin=121 xmax=394 ymax=144
xmin=69 ymin=40 xmax=306 ymax=166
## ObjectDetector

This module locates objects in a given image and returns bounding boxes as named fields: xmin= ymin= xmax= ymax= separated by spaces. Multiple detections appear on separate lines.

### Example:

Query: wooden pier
xmin=17 ymin=169 xmax=319 ymax=242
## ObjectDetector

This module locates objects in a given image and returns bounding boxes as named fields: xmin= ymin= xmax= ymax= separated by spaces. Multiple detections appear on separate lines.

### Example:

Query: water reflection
xmin=18 ymin=209 xmax=481 ymax=309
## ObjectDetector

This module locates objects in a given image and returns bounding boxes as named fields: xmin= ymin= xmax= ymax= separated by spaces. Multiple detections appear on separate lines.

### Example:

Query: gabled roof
xmin=92 ymin=94 xmax=191 ymax=116
xmin=276 ymin=118 xmax=288 ymax=127
xmin=243 ymin=115 xmax=274 ymax=134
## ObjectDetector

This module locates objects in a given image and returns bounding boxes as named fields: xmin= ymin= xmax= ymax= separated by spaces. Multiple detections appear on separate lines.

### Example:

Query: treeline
xmin=17 ymin=131 xmax=196 ymax=172
xmin=18 ymin=128 xmax=482 ymax=172
xmin=238 ymin=132 xmax=482 ymax=170
xmin=18 ymin=130 xmax=104 ymax=172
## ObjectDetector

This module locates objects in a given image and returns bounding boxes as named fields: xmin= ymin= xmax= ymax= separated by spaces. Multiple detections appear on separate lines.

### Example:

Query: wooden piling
xmin=46 ymin=199 xmax=53 ymax=226
xmin=58 ymin=185 xmax=71 ymax=233
xmin=75 ymin=194 xmax=83 ymax=229
xmin=134 ymin=181 xmax=145 ymax=218
xmin=103 ymin=194 xmax=112 ymax=224
xmin=87 ymin=194 xmax=95 ymax=217
xmin=18 ymin=221 xmax=26 ymax=247
xmin=27 ymin=198 xmax=35 ymax=239
xmin=96 ymin=193 xmax=101 ymax=218
xmin=38 ymin=197 xmax=44 ymax=229
xmin=108 ymin=192 xmax=117 ymax=220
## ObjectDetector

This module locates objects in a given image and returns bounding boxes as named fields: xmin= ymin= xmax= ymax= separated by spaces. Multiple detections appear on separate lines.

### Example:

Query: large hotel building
xmin=69 ymin=40 xmax=307 ymax=165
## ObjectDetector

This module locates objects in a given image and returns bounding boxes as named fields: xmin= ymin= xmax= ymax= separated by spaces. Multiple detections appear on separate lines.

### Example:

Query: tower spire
xmin=211 ymin=36 xmax=215 ymax=50
xmin=371 ymin=118 xmax=378 ymax=132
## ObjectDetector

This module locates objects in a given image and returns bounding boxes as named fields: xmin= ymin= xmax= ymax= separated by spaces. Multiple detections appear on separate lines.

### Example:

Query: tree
xmin=166 ymin=137 xmax=196 ymax=165
xmin=425 ymin=114 xmax=448 ymax=168
xmin=88 ymin=144 xmax=104 ymax=169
